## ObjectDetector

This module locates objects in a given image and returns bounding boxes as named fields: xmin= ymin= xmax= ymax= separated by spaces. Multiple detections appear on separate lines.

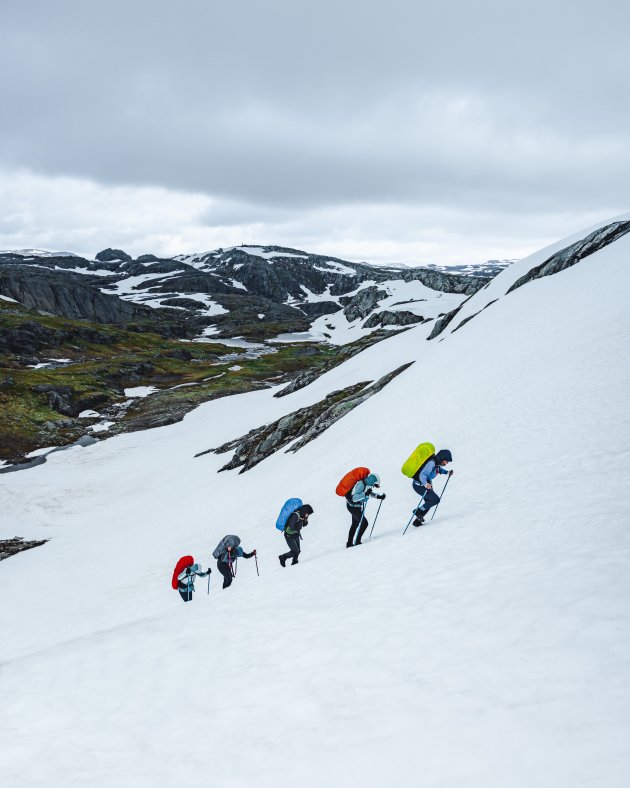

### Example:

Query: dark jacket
xmin=285 ymin=505 xmax=311 ymax=536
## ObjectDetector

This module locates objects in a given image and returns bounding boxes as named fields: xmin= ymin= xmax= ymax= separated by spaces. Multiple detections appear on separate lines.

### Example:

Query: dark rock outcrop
xmin=395 ymin=267 xmax=488 ymax=295
xmin=507 ymin=220 xmax=630 ymax=294
xmin=273 ymin=329 xmax=402 ymax=397
xmin=206 ymin=362 xmax=413 ymax=472
xmin=160 ymin=297 xmax=207 ymax=310
xmin=431 ymin=221 xmax=630 ymax=341
xmin=298 ymin=301 xmax=340 ymax=318
xmin=0 ymin=319 xmax=114 ymax=356
xmin=452 ymin=300 xmax=498 ymax=333
xmin=0 ymin=537 xmax=48 ymax=561
xmin=363 ymin=310 xmax=425 ymax=328
xmin=0 ymin=266 xmax=151 ymax=324
xmin=96 ymin=248 xmax=132 ymax=263
xmin=206 ymin=294 xmax=309 ymax=338
xmin=32 ymin=384 xmax=111 ymax=417
xmin=343 ymin=287 xmax=388 ymax=322
xmin=1 ymin=243 xmax=497 ymax=344
xmin=426 ymin=306 xmax=463 ymax=340
xmin=136 ymin=254 xmax=161 ymax=263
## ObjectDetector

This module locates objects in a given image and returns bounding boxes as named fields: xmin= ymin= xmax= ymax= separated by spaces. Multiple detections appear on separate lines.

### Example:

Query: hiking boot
xmin=279 ymin=555 xmax=287 ymax=567
xmin=291 ymin=557 xmax=299 ymax=565
xmin=413 ymin=511 xmax=425 ymax=527
xmin=346 ymin=542 xmax=353 ymax=548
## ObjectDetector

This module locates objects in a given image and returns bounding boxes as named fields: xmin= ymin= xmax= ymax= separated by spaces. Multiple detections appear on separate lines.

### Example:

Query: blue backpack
xmin=276 ymin=498 xmax=303 ymax=531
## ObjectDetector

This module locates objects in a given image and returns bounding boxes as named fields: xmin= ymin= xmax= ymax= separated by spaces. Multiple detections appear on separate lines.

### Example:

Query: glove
xmin=377 ymin=493 xmax=386 ymax=500
xmin=449 ymin=470 xmax=454 ymax=476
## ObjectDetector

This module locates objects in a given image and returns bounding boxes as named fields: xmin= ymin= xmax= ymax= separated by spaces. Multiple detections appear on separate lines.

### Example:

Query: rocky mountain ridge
xmin=0 ymin=243 xmax=505 ymax=465
xmin=0 ymin=245 xmax=500 ymax=345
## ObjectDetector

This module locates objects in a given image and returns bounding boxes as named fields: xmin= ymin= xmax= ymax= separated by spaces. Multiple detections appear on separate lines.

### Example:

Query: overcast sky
xmin=1 ymin=0 xmax=628 ymax=265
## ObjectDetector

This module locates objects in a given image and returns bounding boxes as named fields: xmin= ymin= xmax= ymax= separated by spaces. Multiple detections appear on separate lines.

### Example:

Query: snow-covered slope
xmin=1 ymin=223 xmax=629 ymax=787
xmin=436 ymin=211 xmax=630 ymax=339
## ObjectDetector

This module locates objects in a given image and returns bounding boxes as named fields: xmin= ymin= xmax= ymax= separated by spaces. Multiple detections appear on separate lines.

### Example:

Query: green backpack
xmin=401 ymin=442 xmax=436 ymax=478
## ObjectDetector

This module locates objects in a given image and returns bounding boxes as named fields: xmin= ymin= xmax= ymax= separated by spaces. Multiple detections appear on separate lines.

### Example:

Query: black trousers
xmin=412 ymin=480 xmax=440 ymax=513
xmin=178 ymin=585 xmax=193 ymax=602
xmin=346 ymin=501 xmax=368 ymax=545
xmin=280 ymin=533 xmax=301 ymax=564
xmin=217 ymin=560 xmax=233 ymax=589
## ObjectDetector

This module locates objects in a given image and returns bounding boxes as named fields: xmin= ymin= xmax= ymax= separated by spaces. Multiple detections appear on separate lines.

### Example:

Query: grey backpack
xmin=212 ymin=535 xmax=241 ymax=561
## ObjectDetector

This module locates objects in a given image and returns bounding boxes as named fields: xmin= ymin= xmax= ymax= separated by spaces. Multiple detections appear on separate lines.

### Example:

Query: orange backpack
xmin=336 ymin=467 xmax=370 ymax=497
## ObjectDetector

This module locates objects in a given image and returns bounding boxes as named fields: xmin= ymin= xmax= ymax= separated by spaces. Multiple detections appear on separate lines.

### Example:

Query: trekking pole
xmin=402 ymin=490 xmax=427 ymax=535
xmin=207 ymin=570 xmax=211 ymax=595
xmin=354 ymin=500 xmax=368 ymax=546
xmin=430 ymin=474 xmax=452 ymax=521
xmin=254 ymin=551 xmax=259 ymax=576
xmin=368 ymin=499 xmax=384 ymax=540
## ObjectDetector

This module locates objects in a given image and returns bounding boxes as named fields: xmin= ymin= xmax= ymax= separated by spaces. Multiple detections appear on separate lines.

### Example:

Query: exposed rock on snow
xmin=273 ymin=330 xmax=403 ymax=398
xmin=343 ymin=286 xmax=388 ymax=322
xmin=452 ymin=300 xmax=498 ymax=333
xmin=297 ymin=301 xmax=340 ymax=318
xmin=426 ymin=305 xmax=464 ymax=340
xmin=0 ymin=537 xmax=48 ymax=561
xmin=159 ymin=297 xmax=208 ymax=310
xmin=363 ymin=310 xmax=426 ymax=328
xmin=507 ymin=220 xmax=630 ymax=294
xmin=208 ymin=362 xmax=413 ymax=471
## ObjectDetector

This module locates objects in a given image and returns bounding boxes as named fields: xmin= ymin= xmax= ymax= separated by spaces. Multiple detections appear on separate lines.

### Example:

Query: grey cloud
xmin=0 ymin=0 xmax=628 ymax=263
xmin=1 ymin=0 xmax=629 ymax=213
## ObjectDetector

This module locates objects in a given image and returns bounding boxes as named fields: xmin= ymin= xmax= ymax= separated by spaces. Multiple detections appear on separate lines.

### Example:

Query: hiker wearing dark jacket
xmin=346 ymin=473 xmax=385 ymax=547
xmin=412 ymin=449 xmax=453 ymax=526
xmin=177 ymin=563 xmax=210 ymax=602
xmin=279 ymin=504 xmax=314 ymax=567
xmin=214 ymin=537 xmax=256 ymax=589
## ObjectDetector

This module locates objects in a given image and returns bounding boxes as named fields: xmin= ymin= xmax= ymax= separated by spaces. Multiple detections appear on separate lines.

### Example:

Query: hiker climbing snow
xmin=212 ymin=535 xmax=256 ymax=589
xmin=171 ymin=556 xmax=211 ymax=602
xmin=277 ymin=502 xmax=314 ymax=567
xmin=411 ymin=449 xmax=453 ymax=526
xmin=336 ymin=467 xmax=386 ymax=547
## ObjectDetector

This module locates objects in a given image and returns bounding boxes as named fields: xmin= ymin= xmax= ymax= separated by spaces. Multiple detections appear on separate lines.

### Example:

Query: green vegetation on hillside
xmin=0 ymin=301 xmax=347 ymax=463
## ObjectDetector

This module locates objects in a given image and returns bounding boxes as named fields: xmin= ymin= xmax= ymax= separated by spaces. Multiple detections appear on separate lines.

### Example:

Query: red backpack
xmin=171 ymin=555 xmax=194 ymax=589
xmin=336 ymin=467 xmax=370 ymax=497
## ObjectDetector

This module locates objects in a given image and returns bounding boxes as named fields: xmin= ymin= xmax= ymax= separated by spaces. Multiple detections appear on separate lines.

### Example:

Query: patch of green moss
xmin=0 ymin=303 xmax=399 ymax=462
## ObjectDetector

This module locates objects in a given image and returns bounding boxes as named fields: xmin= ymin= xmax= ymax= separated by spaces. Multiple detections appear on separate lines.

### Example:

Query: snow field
xmin=1 ymin=233 xmax=630 ymax=786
